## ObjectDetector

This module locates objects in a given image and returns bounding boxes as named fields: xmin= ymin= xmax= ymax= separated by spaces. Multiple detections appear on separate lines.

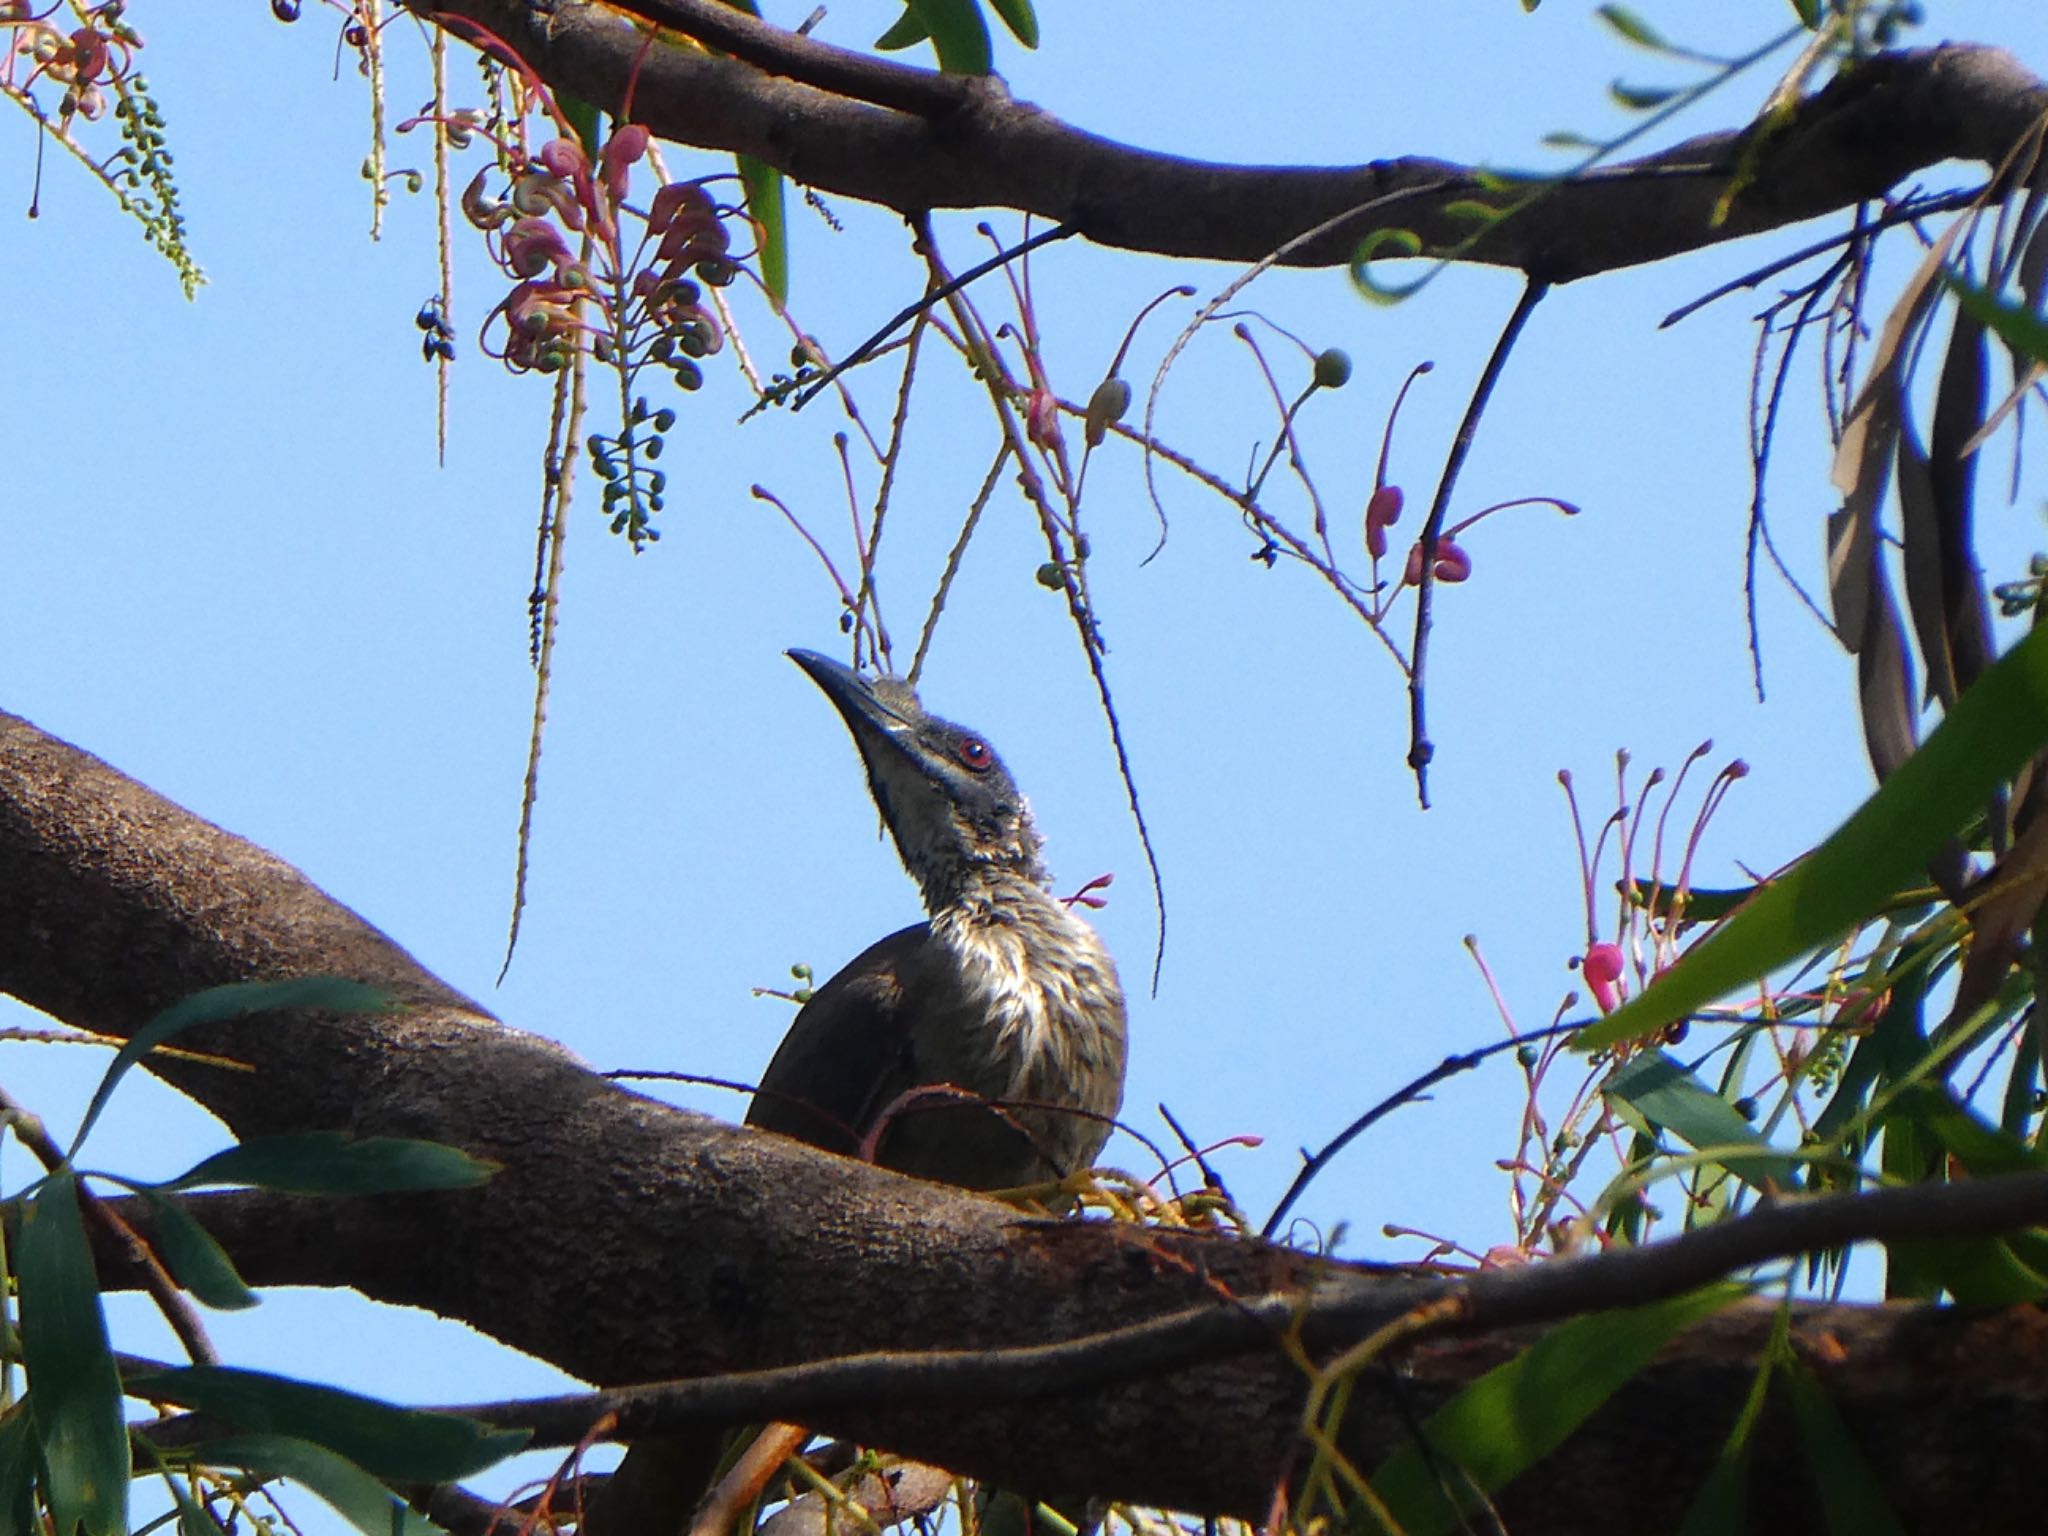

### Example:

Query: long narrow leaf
xmin=134 ymin=1367 xmax=527 ymax=1483
xmin=137 ymin=1192 xmax=259 ymax=1311
xmin=904 ymin=0 xmax=992 ymax=73
xmin=1369 ymin=1284 xmax=1742 ymax=1533
xmin=159 ymin=1134 xmax=496 ymax=1197
xmin=1604 ymin=1050 xmax=1797 ymax=1193
xmin=18 ymin=1171 xmax=128 ymax=1536
xmin=0 ymin=1405 xmax=40 ymax=1536
xmin=71 ymin=979 xmax=388 ymax=1159
xmin=1575 ymin=623 xmax=2048 ymax=1052
xmin=189 ymin=1433 xmax=441 ymax=1536
xmin=1783 ymin=1359 xmax=1909 ymax=1536
xmin=736 ymin=155 xmax=788 ymax=306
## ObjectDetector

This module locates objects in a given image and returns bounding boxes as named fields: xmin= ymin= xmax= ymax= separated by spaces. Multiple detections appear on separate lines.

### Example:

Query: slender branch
xmin=1405 ymin=278 xmax=1549 ymax=806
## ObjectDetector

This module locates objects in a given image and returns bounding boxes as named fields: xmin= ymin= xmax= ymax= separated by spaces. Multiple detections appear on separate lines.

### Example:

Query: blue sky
xmin=6 ymin=0 xmax=2048 ymax=1515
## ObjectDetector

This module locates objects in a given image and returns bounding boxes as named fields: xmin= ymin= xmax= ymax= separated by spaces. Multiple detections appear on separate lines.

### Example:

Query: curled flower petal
xmin=536 ymin=137 xmax=588 ymax=180
xmin=648 ymin=180 xmax=715 ymax=235
xmin=1402 ymin=536 xmax=1471 ymax=586
xmin=461 ymin=167 xmax=513 ymax=231
xmin=599 ymin=123 xmax=650 ymax=201
xmin=502 ymin=216 xmax=575 ymax=279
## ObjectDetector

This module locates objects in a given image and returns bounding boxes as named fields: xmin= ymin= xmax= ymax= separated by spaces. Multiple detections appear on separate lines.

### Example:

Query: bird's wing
xmin=744 ymin=922 xmax=933 ymax=1156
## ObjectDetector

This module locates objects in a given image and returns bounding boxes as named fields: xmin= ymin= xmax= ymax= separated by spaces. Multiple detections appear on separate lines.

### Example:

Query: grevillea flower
xmin=1403 ymin=535 xmax=1471 ymax=585
xmin=599 ymin=124 xmax=650 ymax=203
xmin=502 ymin=217 xmax=578 ymax=281
xmin=1365 ymin=483 xmax=1403 ymax=559
xmin=1026 ymin=387 xmax=1063 ymax=451
xmin=1582 ymin=942 xmax=1625 ymax=1012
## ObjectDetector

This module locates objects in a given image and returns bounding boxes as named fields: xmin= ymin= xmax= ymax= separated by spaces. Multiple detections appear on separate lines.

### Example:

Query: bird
xmin=749 ymin=649 xmax=1128 ymax=1191
xmin=585 ymin=652 xmax=1128 ymax=1536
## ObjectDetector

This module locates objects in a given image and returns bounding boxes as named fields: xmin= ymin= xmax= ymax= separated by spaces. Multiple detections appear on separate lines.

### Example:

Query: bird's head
xmin=788 ymin=649 xmax=1047 ymax=910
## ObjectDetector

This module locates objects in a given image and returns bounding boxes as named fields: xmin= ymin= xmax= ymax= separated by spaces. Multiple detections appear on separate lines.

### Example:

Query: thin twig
xmin=1406 ymin=277 xmax=1549 ymax=807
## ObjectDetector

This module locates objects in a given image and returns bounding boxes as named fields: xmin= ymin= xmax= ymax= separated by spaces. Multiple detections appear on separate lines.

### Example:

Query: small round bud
xmin=1313 ymin=347 xmax=1352 ymax=389
xmin=1035 ymin=562 xmax=1065 ymax=591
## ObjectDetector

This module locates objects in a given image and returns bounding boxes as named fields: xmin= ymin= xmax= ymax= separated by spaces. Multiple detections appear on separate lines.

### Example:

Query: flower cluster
xmin=10 ymin=2 xmax=134 ymax=122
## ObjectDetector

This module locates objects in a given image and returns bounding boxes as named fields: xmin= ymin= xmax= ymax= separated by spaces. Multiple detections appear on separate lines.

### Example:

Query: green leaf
xmin=1675 ymin=1304 xmax=1788 ymax=1536
xmin=187 ymin=1434 xmax=441 ymax=1536
xmin=19 ymin=1171 xmax=128 ymax=1536
xmin=1788 ymin=0 xmax=1820 ymax=27
xmin=873 ymin=7 xmax=929 ymax=49
xmin=557 ymin=93 xmax=601 ymax=157
xmin=134 ymin=1368 xmax=528 ymax=1483
xmin=0 ymin=1404 xmax=40 ymax=1536
xmin=736 ymin=154 xmax=788 ymax=306
xmin=1540 ymin=130 xmax=1605 ymax=151
xmin=986 ymin=0 xmax=1038 ymax=47
xmin=1876 ymin=1087 xmax=2048 ymax=1304
xmin=1369 ymin=1284 xmax=1742 ymax=1532
xmin=1596 ymin=4 xmax=1669 ymax=49
xmin=1576 ymin=623 xmax=2048 ymax=1053
xmin=1609 ymin=79 xmax=1681 ymax=110
xmin=158 ymin=1133 xmax=497 ymax=1197
xmin=904 ymin=0 xmax=993 ymax=73
xmin=1604 ymin=1050 xmax=1799 ymax=1193
xmin=1782 ymin=1359 xmax=1909 ymax=1536
xmin=71 ymin=979 xmax=390 ymax=1160
xmin=1947 ymin=275 xmax=2048 ymax=368
xmin=138 ymin=1192 xmax=258 ymax=1311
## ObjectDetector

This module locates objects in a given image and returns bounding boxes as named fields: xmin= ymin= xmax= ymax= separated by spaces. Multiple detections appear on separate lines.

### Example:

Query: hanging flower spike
xmin=599 ymin=124 xmax=650 ymax=204
xmin=1365 ymin=483 xmax=1403 ymax=560
xmin=1582 ymin=941 xmax=1625 ymax=1013
xmin=1402 ymin=535 xmax=1471 ymax=586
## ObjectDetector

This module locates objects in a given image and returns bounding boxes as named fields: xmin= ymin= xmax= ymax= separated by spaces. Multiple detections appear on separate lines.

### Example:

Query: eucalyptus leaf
xmin=18 ymin=1171 xmax=128 ymax=1536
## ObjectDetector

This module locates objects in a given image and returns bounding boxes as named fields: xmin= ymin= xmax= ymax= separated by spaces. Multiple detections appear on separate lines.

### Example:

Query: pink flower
xmin=599 ymin=124 xmax=650 ymax=202
xmin=536 ymin=137 xmax=588 ymax=180
xmin=1582 ymin=942 xmax=1625 ymax=1013
xmin=1402 ymin=535 xmax=1471 ymax=585
xmin=502 ymin=217 xmax=576 ymax=280
xmin=1026 ymin=387 xmax=1063 ymax=451
xmin=1365 ymin=483 xmax=1402 ymax=559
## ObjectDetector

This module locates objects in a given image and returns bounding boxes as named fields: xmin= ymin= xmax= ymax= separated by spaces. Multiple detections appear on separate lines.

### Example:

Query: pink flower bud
xmin=1365 ymin=483 xmax=1402 ymax=559
xmin=599 ymin=123 xmax=650 ymax=201
xmin=1026 ymin=388 xmax=1063 ymax=451
xmin=1582 ymin=942 xmax=1625 ymax=1012
xmin=1402 ymin=536 xmax=1471 ymax=585
xmin=536 ymin=137 xmax=588 ymax=180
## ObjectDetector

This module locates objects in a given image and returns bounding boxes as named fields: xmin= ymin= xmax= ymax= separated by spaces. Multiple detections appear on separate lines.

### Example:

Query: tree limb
xmin=10 ymin=710 xmax=2048 ymax=1530
xmin=408 ymin=4 xmax=2048 ymax=280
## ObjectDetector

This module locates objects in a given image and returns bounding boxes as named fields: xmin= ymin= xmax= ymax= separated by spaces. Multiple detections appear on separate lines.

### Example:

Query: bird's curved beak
xmin=787 ymin=648 xmax=909 ymax=751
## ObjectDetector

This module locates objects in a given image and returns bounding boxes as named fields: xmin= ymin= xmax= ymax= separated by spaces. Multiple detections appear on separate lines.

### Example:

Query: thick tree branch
xmin=409 ymin=4 xmax=2048 ymax=280
xmin=8 ymin=708 xmax=2048 ymax=1532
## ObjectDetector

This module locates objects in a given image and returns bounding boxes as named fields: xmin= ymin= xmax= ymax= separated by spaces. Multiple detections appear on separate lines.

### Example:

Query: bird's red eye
xmin=957 ymin=738 xmax=993 ymax=772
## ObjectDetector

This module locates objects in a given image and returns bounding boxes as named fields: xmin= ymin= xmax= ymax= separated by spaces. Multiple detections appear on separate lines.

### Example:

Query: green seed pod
xmin=1035 ymin=562 xmax=1065 ymax=591
xmin=1313 ymin=348 xmax=1352 ymax=389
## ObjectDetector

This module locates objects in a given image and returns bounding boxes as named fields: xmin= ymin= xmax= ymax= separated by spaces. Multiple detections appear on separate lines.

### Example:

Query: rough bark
xmin=7 ymin=710 xmax=2048 ymax=1532
xmin=407 ymin=3 xmax=2048 ymax=281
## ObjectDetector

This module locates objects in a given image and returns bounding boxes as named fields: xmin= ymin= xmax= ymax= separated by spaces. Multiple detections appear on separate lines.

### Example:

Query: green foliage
xmin=1366 ymin=1285 xmax=1744 ymax=1533
xmin=132 ymin=1367 xmax=529 ymax=1483
xmin=18 ymin=1171 xmax=128 ymax=1536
